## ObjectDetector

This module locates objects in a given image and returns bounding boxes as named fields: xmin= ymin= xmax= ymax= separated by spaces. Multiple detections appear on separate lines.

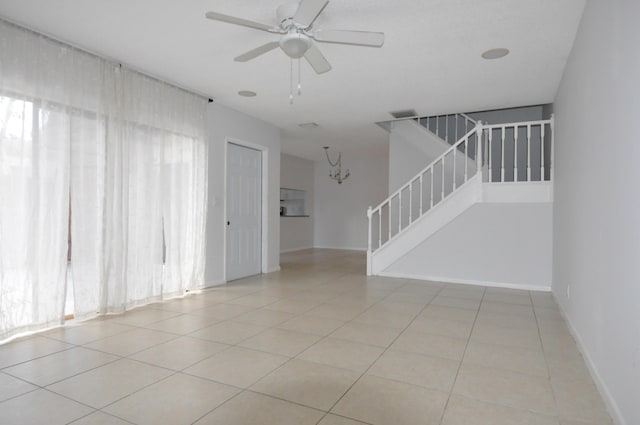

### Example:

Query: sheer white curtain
xmin=0 ymin=22 xmax=103 ymax=339
xmin=75 ymin=68 xmax=208 ymax=317
xmin=0 ymin=20 xmax=208 ymax=338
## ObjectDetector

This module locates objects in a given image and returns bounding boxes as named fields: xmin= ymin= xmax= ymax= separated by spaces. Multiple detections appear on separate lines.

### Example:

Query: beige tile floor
xmin=0 ymin=249 xmax=613 ymax=425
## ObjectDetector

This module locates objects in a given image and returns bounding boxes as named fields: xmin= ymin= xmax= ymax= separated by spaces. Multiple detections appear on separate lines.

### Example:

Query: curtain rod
xmin=0 ymin=17 xmax=214 ymax=103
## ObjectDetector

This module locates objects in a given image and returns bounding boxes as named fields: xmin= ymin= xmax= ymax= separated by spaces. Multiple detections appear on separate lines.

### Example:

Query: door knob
xmin=227 ymin=221 xmax=230 ymax=226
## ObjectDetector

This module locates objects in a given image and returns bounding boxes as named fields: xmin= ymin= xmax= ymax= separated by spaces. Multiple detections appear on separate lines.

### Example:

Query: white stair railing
xmin=416 ymin=113 xmax=478 ymax=146
xmin=483 ymin=118 xmax=554 ymax=183
xmin=367 ymin=123 xmax=483 ymax=255
xmin=367 ymin=115 xmax=554 ymax=260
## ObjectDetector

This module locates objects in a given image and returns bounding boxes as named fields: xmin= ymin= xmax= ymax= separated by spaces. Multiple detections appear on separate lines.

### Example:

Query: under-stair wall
xmin=383 ymin=201 xmax=552 ymax=290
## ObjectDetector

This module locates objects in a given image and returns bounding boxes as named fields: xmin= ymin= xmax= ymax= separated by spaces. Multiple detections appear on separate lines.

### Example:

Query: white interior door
xmin=226 ymin=143 xmax=262 ymax=281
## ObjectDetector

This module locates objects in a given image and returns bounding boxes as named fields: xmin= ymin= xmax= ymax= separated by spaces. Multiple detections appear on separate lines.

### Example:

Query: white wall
xmin=205 ymin=103 xmax=281 ymax=285
xmin=280 ymin=153 xmax=314 ymax=253
xmin=385 ymin=203 xmax=552 ymax=289
xmin=553 ymin=1 xmax=640 ymax=424
xmin=314 ymin=156 xmax=388 ymax=250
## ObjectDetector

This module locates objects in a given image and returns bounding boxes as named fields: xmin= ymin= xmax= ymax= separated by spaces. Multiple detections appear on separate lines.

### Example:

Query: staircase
xmin=368 ymin=114 xmax=554 ymax=289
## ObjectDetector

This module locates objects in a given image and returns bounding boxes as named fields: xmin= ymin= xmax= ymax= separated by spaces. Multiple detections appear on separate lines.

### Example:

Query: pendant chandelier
xmin=323 ymin=146 xmax=350 ymax=184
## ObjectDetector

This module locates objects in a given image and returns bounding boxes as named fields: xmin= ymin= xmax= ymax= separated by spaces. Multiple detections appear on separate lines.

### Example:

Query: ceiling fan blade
xmin=314 ymin=29 xmax=385 ymax=47
xmin=205 ymin=11 xmax=276 ymax=32
xmin=294 ymin=0 xmax=329 ymax=28
xmin=234 ymin=42 xmax=280 ymax=62
xmin=304 ymin=44 xmax=331 ymax=74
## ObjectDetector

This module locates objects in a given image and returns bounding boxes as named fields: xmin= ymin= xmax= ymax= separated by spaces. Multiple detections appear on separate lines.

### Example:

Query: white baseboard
xmin=202 ymin=280 xmax=226 ymax=288
xmin=280 ymin=246 xmax=314 ymax=254
xmin=312 ymin=245 xmax=367 ymax=252
xmin=376 ymin=271 xmax=552 ymax=292
xmin=554 ymin=296 xmax=626 ymax=425
xmin=265 ymin=266 xmax=281 ymax=273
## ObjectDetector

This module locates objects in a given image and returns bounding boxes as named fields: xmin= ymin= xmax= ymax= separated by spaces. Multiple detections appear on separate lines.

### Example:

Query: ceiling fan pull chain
xmin=297 ymin=58 xmax=302 ymax=95
xmin=289 ymin=58 xmax=294 ymax=104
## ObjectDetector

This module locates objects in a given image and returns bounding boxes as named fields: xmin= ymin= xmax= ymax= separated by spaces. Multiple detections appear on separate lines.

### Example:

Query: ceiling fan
xmin=205 ymin=0 xmax=385 ymax=74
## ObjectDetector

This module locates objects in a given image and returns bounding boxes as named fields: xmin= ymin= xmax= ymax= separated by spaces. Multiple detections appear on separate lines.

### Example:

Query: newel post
xmin=550 ymin=114 xmax=555 ymax=182
xmin=476 ymin=121 xmax=483 ymax=179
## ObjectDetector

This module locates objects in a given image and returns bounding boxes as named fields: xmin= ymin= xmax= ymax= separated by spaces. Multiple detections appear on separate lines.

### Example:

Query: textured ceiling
xmin=0 ymin=0 xmax=585 ymax=161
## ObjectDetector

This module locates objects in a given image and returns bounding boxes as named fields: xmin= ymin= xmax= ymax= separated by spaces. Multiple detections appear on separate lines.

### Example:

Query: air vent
xmin=389 ymin=109 xmax=417 ymax=119
xmin=298 ymin=122 xmax=319 ymax=129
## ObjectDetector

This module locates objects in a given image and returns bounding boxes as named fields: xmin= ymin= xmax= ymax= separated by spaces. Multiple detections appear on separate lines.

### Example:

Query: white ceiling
xmin=0 ymin=0 xmax=585 ymax=161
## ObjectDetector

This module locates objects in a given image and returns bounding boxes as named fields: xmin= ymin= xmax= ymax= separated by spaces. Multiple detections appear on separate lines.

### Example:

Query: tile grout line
xmin=436 ymin=285 xmax=486 ymax=425
xmin=223 ymin=278 xmax=419 ymax=425
xmin=185 ymin=263 xmax=366 ymax=424
xmin=317 ymin=280 xmax=449 ymax=421
xmin=531 ymin=290 xmax=562 ymax=420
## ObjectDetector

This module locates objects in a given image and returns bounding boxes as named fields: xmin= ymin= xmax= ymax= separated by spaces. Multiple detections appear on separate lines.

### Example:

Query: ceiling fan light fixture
xmin=482 ymin=48 xmax=510 ymax=60
xmin=280 ymin=31 xmax=312 ymax=58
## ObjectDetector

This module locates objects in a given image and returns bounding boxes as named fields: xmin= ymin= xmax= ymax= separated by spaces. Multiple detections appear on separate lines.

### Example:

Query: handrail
xmin=378 ymin=112 xmax=476 ymax=125
xmin=459 ymin=113 xmax=477 ymax=125
xmin=369 ymin=125 xmax=480 ymax=215
xmin=482 ymin=119 xmax=550 ymax=129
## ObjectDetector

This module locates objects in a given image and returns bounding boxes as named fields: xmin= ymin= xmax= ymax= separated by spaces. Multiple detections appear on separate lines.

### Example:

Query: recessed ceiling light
xmin=238 ymin=90 xmax=257 ymax=97
xmin=298 ymin=122 xmax=319 ymax=129
xmin=482 ymin=48 xmax=510 ymax=60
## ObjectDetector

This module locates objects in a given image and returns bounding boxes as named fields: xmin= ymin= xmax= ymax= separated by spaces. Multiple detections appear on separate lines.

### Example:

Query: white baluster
xmin=541 ymin=123 xmax=545 ymax=181
xmin=409 ymin=181 xmax=413 ymax=225
xmin=378 ymin=210 xmax=382 ymax=249
xmin=419 ymin=174 xmax=423 ymax=215
xmin=398 ymin=192 xmax=402 ymax=233
xmin=453 ymin=144 xmax=457 ymax=190
xmin=455 ymin=114 xmax=459 ymax=142
xmin=430 ymin=167 xmax=434 ymax=208
xmin=513 ymin=125 xmax=518 ymax=182
xmin=501 ymin=126 xmax=505 ymax=182
xmin=527 ymin=124 xmax=532 ymax=181
xmin=367 ymin=206 xmax=372 ymax=255
xmin=476 ymin=122 xmax=483 ymax=177
xmin=488 ymin=128 xmax=493 ymax=182
xmin=445 ymin=115 xmax=449 ymax=143
xmin=441 ymin=158 xmax=445 ymax=201
xmin=464 ymin=138 xmax=468 ymax=182
xmin=388 ymin=201 xmax=391 ymax=241
xmin=550 ymin=114 xmax=555 ymax=181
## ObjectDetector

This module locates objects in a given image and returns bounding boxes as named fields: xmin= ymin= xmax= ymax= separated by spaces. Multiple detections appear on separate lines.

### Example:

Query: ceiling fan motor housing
xmin=280 ymin=31 xmax=312 ymax=58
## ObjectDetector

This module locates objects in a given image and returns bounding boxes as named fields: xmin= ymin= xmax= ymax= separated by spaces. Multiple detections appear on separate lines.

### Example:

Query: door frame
xmin=223 ymin=137 xmax=269 ymax=281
